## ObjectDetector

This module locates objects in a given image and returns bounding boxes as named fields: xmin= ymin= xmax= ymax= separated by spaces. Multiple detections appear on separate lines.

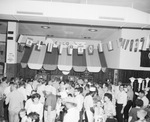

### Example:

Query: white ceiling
xmin=0 ymin=0 xmax=150 ymax=41
xmin=31 ymin=0 xmax=150 ymax=14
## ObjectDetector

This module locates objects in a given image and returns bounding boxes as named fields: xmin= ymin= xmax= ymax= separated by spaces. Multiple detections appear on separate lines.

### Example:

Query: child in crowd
xmin=136 ymin=109 xmax=147 ymax=122
xmin=94 ymin=100 xmax=104 ymax=122
xmin=26 ymin=112 xmax=40 ymax=122
xmin=19 ymin=109 xmax=28 ymax=122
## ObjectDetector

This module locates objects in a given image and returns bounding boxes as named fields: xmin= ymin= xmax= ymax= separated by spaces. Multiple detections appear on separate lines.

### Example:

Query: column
xmin=6 ymin=22 xmax=18 ymax=79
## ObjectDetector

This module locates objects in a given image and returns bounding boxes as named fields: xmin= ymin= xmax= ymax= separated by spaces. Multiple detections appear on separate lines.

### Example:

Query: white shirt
xmin=18 ymin=86 xmax=27 ymax=101
xmin=25 ymin=84 xmax=33 ymax=96
xmin=116 ymin=90 xmax=127 ymax=107
xmin=37 ymin=84 xmax=46 ymax=103
xmin=104 ymin=101 xmax=116 ymax=117
xmin=75 ymin=94 xmax=84 ymax=111
xmin=3 ymin=86 xmax=11 ymax=97
xmin=63 ymin=107 xmax=79 ymax=122
xmin=26 ymin=102 xmax=43 ymax=121
xmin=141 ymin=96 xmax=149 ymax=108
xmin=84 ymin=95 xmax=94 ymax=111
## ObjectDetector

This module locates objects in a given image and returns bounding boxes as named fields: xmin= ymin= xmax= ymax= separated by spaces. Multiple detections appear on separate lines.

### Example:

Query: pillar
xmin=6 ymin=22 xmax=18 ymax=79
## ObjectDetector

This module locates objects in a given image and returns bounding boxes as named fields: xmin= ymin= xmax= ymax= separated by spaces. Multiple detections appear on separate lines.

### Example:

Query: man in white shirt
xmin=74 ymin=87 xmax=84 ymax=122
xmin=116 ymin=85 xmax=127 ymax=122
xmin=138 ymin=90 xmax=149 ymax=108
xmin=63 ymin=97 xmax=79 ymax=122
xmin=84 ymin=86 xmax=96 ymax=122
xmin=5 ymin=83 xmax=24 ymax=122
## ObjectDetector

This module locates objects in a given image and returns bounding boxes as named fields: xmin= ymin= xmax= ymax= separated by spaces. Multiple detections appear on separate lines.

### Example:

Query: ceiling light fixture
xmin=88 ymin=29 xmax=98 ymax=32
xmin=41 ymin=26 xmax=50 ymax=29
xmin=84 ymin=37 xmax=91 ymax=39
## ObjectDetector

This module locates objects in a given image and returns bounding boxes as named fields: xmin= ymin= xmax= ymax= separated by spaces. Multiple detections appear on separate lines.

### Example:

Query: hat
xmin=63 ymin=97 xmax=77 ymax=105
xmin=90 ymin=87 xmax=96 ymax=92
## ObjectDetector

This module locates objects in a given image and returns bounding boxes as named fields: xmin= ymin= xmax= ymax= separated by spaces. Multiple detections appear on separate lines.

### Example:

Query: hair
xmin=103 ymin=83 xmax=109 ymax=88
xmin=27 ymin=112 xmax=40 ymax=122
xmin=68 ymin=94 xmax=73 ymax=97
xmin=31 ymin=93 xmax=41 ymax=100
xmin=84 ymin=84 xmax=90 ymax=89
xmin=104 ymin=93 xmax=112 ymax=101
xmin=75 ymin=87 xmax=83 ymax=94
xmin=135 ymin=99 xmax=143 ymax=107
xmin=19 ymin=81 xmax=25 ymax=87
xmin=2 ymin=77 xmax=7 ymax=82
xmin=69 ymin=81 xmax=75 ymax=88
xmin=139 ymin=90 xmax=145 ymax=95
xmin=11 ymin=82 xmax=18 ymax=89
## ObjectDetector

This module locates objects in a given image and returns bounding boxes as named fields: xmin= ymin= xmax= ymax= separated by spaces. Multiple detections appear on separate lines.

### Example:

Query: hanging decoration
xmin=67 ymin=45 xmax=73 ymax=55
xmin=47 ymin=43 xmax=53 ymax=52
xmin=129 ymin=77 xmax=135 ymax=88
xmin=58 ymin=44 xmax=63 ymax=54
xmin=36 ymin=40 xmax=42 ymax=51
xmin=26 ymin=38 xmax=33 ymax=47
xmin=107 ymin=41 xmax=113 ymax=51
xmin=138 ymin=37 xmax=145 ymax=51
xmin=145 ymin=77 xmax=150 ymax=88
xmin=121 ymin=39 xmax=126 ymax=49
xmin=145 ymin=35 xmax=150 ymax=50
xmin=88 ymin=45 xmax=94 ymax=55
xmin=142 ymin=80 xmax=145 ymax=90
xmin=134 ymin=39 xmax=139 ymax=52
xmin=129 ymin=39 xmax=134 ymax=51
xmin=98 ymin=42 xmax=103 ymax=52
xmin=78 ymin=45 xmax=84 ymax=54
xmin=138 ymin=78 xmax=143 ymax=91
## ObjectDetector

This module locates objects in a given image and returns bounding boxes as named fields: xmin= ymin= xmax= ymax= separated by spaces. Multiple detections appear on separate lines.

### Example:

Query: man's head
xmin=104 ymin=93 xmax=112 ymax=102
xmin=31 ymin=93 xmax=41 ymax=104
xmin=138 ymin=90 xmax=145 ymax=98
xmin=74 ymin=87 xmax=83 ymax=96
xmin=119 ymin=85 xmax=124 ymax=92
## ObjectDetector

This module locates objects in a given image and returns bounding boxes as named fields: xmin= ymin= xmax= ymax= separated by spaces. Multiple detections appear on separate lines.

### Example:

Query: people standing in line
xmin=116 ymin=84 xmax=127 ymax=122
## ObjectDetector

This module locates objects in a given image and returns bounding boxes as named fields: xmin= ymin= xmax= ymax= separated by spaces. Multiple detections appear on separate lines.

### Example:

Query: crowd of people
xmin=0 ymin=76 xmax=150 ymax=122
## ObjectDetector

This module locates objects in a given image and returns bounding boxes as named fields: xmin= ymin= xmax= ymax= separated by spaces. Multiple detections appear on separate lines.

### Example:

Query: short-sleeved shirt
xmin=129 ymin=107 xmax=141 ymax=122
xmin=45 ymin=93 xmax=57 ymax=111
xmin=5 ymin=90 xmax=24 ymax=112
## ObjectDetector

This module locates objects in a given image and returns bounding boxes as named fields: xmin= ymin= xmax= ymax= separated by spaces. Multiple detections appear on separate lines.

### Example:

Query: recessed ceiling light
xmin=41 ymin=26 xmax=50 ymax=29
xmin=84 ymin=37 xmax=91 ymax=39
xmin=88 ymin=29 xmax=98 ymax=32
